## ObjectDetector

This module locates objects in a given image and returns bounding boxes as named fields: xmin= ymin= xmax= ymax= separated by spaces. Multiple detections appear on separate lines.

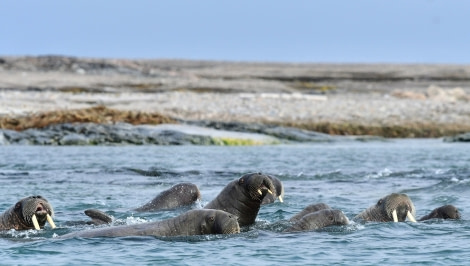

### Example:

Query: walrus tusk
xmin=278 ymin=195 xmax=283 ymax=203
xmin=31 ymin=214 xmax=40 ymax=230
xmin=267 ymin=189 xmax=273 ymax=195
xmin=407 ymin=211 xmax=417 ymax=223
xmin=46 ymin=214 xmax=56 ymax=228
xmin=257 ymin=189 xmax=262 ymax=195
xmin=392 ymin=209 xmax=398 ymax=222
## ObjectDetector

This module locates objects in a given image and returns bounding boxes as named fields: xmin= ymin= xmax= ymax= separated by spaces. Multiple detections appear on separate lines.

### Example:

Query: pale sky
xmin=1 ymin=0 xmax=469 ymax=63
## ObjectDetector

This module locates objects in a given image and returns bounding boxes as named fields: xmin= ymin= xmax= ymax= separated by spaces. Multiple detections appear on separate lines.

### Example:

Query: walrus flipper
xmin=84 ymin=209 xmax=113 ymax=225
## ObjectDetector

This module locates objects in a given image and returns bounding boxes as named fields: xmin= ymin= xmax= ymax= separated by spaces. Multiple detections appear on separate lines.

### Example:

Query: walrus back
xmin=353 ymin=206 xmax=384 ymax=222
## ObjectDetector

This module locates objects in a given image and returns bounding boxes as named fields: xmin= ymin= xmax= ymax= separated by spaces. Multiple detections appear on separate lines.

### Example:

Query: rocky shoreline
xmin=1 ymin=56 xmax=470 ymax=144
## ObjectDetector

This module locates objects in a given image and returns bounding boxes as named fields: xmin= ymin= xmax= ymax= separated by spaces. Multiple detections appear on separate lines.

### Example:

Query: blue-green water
xmin=0 ymin=139 xmax=469 ymax=265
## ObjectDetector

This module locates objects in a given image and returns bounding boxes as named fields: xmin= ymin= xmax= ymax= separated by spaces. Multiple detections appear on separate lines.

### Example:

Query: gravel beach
xmin=1 ymin=56 xmax=470 ymax=138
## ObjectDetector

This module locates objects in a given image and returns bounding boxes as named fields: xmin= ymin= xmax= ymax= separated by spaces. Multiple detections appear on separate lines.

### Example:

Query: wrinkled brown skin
xmin=284 ymin=209 xmax=349 ymax=232
xmin=134 ymin=183 xmax=201 ymax=212
xmin=261 ymin=175 xmax=284 ymax=205
xmin=58 ymin=209 xmax=240 ymax=238
xmin=353 ymin=193 xmax=416 ymax=222
xmin=0 ymin=196 xmax=54 ymax=230
xmin=419 ymin=205 xmax=461 ymax=221
xmin=289 ymin=203 xmax=331 ymax=223
xmin=204 ymin=172 xmax=275 ymax=226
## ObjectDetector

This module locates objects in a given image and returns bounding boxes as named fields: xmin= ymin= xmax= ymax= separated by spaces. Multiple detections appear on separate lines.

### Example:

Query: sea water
xmin=0 ymin=139 xmax=469 ymax=265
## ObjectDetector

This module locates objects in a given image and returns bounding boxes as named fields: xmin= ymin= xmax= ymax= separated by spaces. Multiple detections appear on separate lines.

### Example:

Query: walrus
xmin=418 ymin=205 xmax=461 ymax=221
xmin=261 ymin=175 xmax=284 ymax=205
xmin=289 ymin=203 xmax=331 ymax=223
xmin=134 ymin=183 xmax=201 ymax=212
xmin=353 ymin=193 xmax=417 ymax=223
xmin=0 ymin=195 xmax=56 ymax=230
xmin=58 ymin=209 xmax=240 ymax=238
xmin=284 ymin=209 xmax=349 ymax=232
xmin=204 ymin=172 xmax=275 ymax=226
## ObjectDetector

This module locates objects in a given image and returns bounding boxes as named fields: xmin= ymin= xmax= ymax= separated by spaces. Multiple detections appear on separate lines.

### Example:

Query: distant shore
xmin=1 ymin=56 xmax=470 ymax=138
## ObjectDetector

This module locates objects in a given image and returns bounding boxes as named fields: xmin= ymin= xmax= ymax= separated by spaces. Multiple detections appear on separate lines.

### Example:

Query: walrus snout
xmin=31 ymin=200 xmax=56 ymax=230
xmin=389 ymin=203 xmax=416 ymax=223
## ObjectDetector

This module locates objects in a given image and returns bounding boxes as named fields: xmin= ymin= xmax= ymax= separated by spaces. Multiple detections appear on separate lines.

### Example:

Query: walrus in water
xmin=261 ymin=175 xmax=284 ymax=205
xmin=204 ymin=172 xmax=276 ymax=226
xmin=418 ymin=204 xmax=461 ymax=221
xmin=58 ymin=209 xmax=240 ymax=238
xmin=0 ymin=195 xmax=56 ymax=230
xmin=353 ymin=193 xmax=417 ymax=223
xmin=134 ymin=183 xmax=202 ymax=212
xmin=284 ymin=209 xmax=349 ymax=232
xmin=289 ymin=203 xmax=331 ymax=223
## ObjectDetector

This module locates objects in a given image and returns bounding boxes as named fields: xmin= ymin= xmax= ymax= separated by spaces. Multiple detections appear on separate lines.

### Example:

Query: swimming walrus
xmin=0 ymin=195 xmax=56 ymax=230
xmin=261 ymin=175 xmax=284 ymax=205
xmin=353 ymin=193 xmax=417 ymax=223
xmin=418 ymin=204 xmax=461 ymax=221
xmin=204 ymin=172 xmax=276 ymax=226
xmin=134 ymin=183 xmax=201 ymax=212
xmin=289 ymin=203 xmax=331 ymax=223
xmin=284 ymin=209 xmax=349 ymax=232
xmin=58 ymin=209 xmax=240 ymax=238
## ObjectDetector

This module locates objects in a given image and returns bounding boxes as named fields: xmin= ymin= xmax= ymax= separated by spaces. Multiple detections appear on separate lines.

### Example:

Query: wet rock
xmin=443 ymin=132 xmax=470 ymax=142
xmin=59 ymin=133 xmax=89 ymax=145
xmin=0 ymin=123 xmax=219 ymax=145
xmin=0 ymin=132 xmax=8 ymax=145
xmin=187 ymin=120 xmax=336 ymax=142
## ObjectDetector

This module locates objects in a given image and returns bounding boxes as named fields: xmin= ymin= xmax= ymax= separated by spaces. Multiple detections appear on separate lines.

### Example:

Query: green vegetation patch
xmin=211 ymin=137 xmax=280 ymax=146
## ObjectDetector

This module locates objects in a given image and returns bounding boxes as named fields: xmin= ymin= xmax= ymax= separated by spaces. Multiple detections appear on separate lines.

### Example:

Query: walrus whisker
xmin=392 ymin=209 xmax=398 ymax=222
xmin=31 ymin=214 xmax=40 ymax=230
xmin=46 ymin=214 xmax=56 ymax=228
xmin=407 ymin=211 xmax=417 ymax=222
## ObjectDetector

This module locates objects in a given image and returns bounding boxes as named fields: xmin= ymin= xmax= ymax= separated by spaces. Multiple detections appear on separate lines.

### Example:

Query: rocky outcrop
xmin=0 ymin=123 xmax=216 ymax=145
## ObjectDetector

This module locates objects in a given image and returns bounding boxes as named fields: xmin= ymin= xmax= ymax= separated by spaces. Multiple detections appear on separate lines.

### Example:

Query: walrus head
xmin=238 ymin=173 xmax=276 ymax=202
xmin=419 ymin=204 xmax=461 ymax=221
xmin=200 ymin=209 xmax=240 ymax=235
xmin=433 ymin=205 xmax=461 ymax=219
xmin=261 ymin=175 xmax=284 ymax=204
xmin=15 ymin=195 xmax=56 ymax=230
xmin=378 ymin=193 xmax=416 ymax=222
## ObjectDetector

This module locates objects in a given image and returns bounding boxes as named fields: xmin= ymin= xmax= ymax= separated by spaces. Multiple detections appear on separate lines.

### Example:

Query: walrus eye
xmin=328 ymin=215 xmax=334 ymax=221
xmin=377 ymin=199 xmax=383 ymax=205
xmin=14 ymin=202 xmax=22 ymax=210
xmin=239 ymin=178 xmax=244 ymax=185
